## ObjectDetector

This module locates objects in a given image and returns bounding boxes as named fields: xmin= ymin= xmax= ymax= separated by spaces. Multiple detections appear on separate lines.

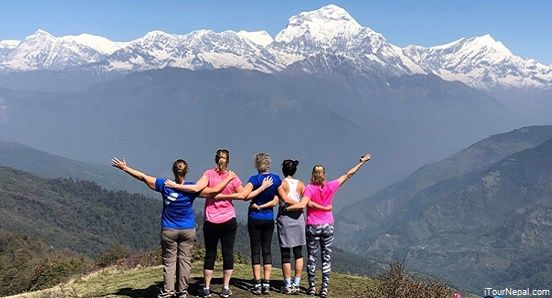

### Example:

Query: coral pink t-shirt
xmin=304 ymin=179 xmax=340 ymax=225
xmin=203 ymin=168 xmax=242 ymax=224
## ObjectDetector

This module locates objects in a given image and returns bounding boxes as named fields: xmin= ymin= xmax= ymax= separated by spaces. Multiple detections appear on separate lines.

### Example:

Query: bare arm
xmin=165 ymin=174 xmax=209 ymax=193
xmin=199 ymin=172 xmax=237 ymax=197
xmin=277 ymin=184 xmax=297 ymax=205
xmin=215 ymin=177 xmax=272 ymax=200
xmin=245 ymin=177 xmax=273 ymax=200
xmin=111 ymin=157 xmax=156 ymax=191
xmin=285 ymin=196 xmax=310 ymax=211
xmin=252 ymin=195 xmax=279 ymax=211
xmin=337 ymin=153 xmax=372 ymax=187
xmin=308 ymin=200 xmax=332 ymax=211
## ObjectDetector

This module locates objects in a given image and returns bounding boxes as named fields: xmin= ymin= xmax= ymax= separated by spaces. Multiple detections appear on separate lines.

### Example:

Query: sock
xmin=263 ymin=279 xmax=270 ymax=286
xmin=293 ymin=276 xmax=301 ymax=286
xmin=284 ymin=277 xmax=292 ymax=287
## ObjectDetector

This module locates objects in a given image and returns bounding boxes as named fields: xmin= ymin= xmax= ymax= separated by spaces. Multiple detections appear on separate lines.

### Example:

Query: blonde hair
xmin=254 ymin=152 xmax=271 ymax=173
xmin=311 ymin=164 xmax=326 ymax=185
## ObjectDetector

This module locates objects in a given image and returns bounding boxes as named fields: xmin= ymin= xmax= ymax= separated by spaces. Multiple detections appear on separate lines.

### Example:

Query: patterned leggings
xmin=306 ymin=223 xmax=334 ymax=290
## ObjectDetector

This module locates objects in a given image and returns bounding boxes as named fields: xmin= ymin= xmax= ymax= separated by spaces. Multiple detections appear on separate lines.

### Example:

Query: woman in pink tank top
xmin=286 ymin=153 xmax=371 ymax=297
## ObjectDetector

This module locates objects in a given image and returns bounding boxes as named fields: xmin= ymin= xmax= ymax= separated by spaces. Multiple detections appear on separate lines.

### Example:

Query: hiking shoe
xmin=281 ymin=285 xmax=294 ymax=295
xmin=319 ymin=288 xmax=329 ymax=298
xmin=157 ymin=290 xmax=175 ymax=298
xmin=175 ymin=290 xmax=188 ymax=298
xmin=198 ymin=287 xmax=211 ymax=298
xmin=262 ymin=282 xmax=270 ymax=294
xmin=306 ymin=286 xmax=317 ymax=296
xmin=220 ymin=287 xmax=232 ymax=298
xmin=291 ymin=285 xmax=300 ymax=295
xmin=251 ymin=283 xmax=262 ymax=295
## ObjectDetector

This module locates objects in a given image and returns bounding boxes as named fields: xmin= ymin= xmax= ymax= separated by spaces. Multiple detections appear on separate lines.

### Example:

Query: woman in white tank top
xmin=276 ymin=159 xmax=306 ymax=294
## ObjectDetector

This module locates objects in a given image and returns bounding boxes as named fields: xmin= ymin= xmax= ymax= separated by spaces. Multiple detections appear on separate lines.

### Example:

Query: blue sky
xmin=1 ymin=0 xmax=551 ymax=63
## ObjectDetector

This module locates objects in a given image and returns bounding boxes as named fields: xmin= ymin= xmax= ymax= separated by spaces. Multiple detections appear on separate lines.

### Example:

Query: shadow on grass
xmin=114 ymin=281 xmax=162 ymax=297
xmin=112 ymin=276 xmax=290 ymax=297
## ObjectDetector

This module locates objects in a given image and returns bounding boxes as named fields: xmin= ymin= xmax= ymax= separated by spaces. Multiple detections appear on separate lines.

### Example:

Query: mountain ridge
xmin=1 ymin=5 xmax=550 ymax=90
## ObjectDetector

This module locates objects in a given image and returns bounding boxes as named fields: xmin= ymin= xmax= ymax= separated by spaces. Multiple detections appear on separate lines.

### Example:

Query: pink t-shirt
xmin=203 ymin=168 xmax=242 ymax=224
xmin=305 ymin=179 xmax=340 ymax=225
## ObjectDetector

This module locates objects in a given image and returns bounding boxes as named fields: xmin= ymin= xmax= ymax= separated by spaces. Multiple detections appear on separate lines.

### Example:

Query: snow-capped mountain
xmin=403 ymin=34 xmax=552 ymax=89
xmin=0 ymin=5 xmax=551 ymax=90
xmin=270 ymin=4 xmax=423 ymax=76
xmin=101 ymin=29 xmax=280 ymax=73
xmin=0 ymin=29 xmax=125 ymax=71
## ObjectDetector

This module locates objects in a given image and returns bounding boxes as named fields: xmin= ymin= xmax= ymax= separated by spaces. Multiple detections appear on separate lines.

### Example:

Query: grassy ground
xmin=8 ymin=262 xmax=378 ymax=298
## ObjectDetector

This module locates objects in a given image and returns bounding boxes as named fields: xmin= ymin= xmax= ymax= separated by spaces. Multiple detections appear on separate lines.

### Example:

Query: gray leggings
xmin=306 ymin=224 xmax=334 ymax=290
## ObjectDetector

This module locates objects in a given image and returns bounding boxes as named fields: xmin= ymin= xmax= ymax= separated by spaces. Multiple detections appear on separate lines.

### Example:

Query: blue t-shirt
xmin=247 ymin=173 xmax=282 ymax=221
xmin=155 ymin=178 xmax=198 ymax=229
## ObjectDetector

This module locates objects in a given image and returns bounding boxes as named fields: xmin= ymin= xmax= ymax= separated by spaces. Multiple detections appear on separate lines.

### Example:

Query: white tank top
xmin=285 ymin=178 xmax=301 ymax=203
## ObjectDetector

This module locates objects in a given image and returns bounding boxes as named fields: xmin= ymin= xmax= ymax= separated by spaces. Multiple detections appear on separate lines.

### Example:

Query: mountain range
xmin=1 ymin=4 xmax=551 ymax=90
xmin=336 ymin=125 xmax=552 ymax=291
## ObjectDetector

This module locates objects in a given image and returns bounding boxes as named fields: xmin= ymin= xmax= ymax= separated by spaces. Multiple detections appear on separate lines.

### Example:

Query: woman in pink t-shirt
xmin=286 ymin=153 xmax=371 ymax=298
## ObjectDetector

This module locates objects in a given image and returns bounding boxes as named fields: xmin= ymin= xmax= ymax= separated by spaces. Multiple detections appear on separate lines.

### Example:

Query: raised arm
xmin=336 ymin=153 xmax=372 ymax=187
xmin=111 ymin=157 xmax=156 ymax=191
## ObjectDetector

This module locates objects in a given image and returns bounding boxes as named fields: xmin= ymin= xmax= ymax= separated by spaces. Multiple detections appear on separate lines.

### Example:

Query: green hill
xmin=0 ymin=166 xmax=160 ymax=256
xmin=353 ymin=137 xmax=552 ymax=290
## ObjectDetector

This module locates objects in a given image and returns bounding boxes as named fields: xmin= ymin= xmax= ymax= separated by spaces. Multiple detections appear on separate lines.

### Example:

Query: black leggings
xmin=248 ymin=218 xmax=274 ymax=265
xmin=203 ymin=218 xmax=237 ymax=270
xmin=281 ymin=245 xmax=303 ymax=264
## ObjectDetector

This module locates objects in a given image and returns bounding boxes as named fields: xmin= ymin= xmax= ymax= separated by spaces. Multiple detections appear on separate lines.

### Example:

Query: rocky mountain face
xmin=1 ymin=5 xmax=551 ymax=90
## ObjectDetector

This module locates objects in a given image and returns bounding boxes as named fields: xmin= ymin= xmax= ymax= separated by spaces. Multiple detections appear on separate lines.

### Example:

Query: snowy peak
xmin=0 ymin=40 xmax=20 ymax=49
xmin=461 ymin=34 xmax=513 ymax=56
xmin=275 ymin=4 xmax=363 ymax=44
xmin=59 ymin=33 xmax=125 ymax=55
xmin=237 ymin=30 xmax=273 ymax=47
xmin=403 ymin=34 xmax=552 ymax=89
xmin=434 ymin=34 xmax=513 ymax=59
xmin=0 ymin=5 xmax=551 ymax=89
xmin=26 ymin=29 xmax=55 ymax=40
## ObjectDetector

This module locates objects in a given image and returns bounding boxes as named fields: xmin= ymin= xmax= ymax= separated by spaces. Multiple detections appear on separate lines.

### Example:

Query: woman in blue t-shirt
xmin=215 ymin=152 xmax=281 ymax=295
xmin=111 ymin=157 xmax=235 ymax=298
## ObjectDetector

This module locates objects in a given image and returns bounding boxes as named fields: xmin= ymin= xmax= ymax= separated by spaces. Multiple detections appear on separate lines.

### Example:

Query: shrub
xmin=369 ymin=261 xmax=455 ymax=298
xmin=96 ymin=244 xmax=132 ymax=267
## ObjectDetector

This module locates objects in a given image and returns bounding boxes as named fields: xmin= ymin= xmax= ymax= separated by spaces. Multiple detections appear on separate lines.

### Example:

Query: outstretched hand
xmin=250 ymin=203 xmax=261 ymax=211
xmin=111 ymin=157 xmax=128 ymax=170
xmin=360 ymin=153 xmax=372 ymax=163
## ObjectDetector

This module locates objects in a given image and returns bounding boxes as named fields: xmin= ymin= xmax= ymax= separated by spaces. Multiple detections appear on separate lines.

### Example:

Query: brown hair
xmin=172 ymin=159 xmax=188 ymax=179
xmin=215 ymin=148 xmax=230 ymax=171
xmin=254 ymin=152 xmax=271 ymax=173
xmin=311 ymin=164 xmax=326 ymax=185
